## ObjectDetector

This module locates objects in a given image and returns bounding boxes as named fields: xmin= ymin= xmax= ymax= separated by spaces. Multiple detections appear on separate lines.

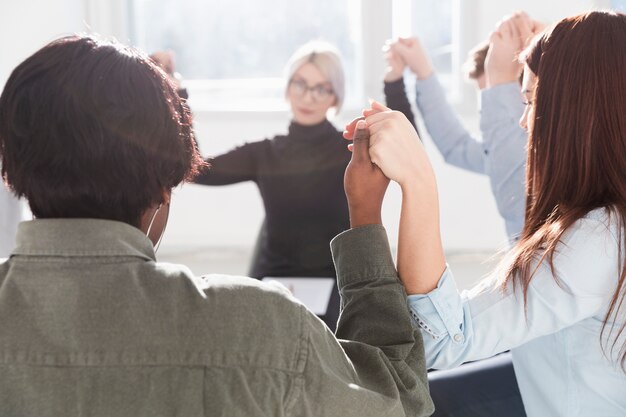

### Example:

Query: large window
xmin=393 ymin=0 xmax=460 ymax=102
xmin=129 ymin=0 xmax=462 ymax=111
xmin=131 ymin=0 xmax=362 ymax=110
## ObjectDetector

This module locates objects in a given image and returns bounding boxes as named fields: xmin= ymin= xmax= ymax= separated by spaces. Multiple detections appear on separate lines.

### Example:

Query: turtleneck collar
xmin=287 ymin=119 xmax=335 ymax=141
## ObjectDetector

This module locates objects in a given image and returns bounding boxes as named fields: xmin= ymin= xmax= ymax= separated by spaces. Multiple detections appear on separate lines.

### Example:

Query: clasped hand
xmin=342 ymin=101 xmax=437 ymax=228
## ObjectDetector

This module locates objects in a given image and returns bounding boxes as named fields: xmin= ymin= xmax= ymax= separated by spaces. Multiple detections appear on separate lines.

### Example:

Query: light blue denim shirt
xmin=480 ymin=83 xmax=527 ymax=242
xmin=414 ymin=75 xmax=486 ymax=174
xmin=414 ymin=75 xmax=526 ymax=241
xmin=408 ymin=208 xmax=626 ymax=417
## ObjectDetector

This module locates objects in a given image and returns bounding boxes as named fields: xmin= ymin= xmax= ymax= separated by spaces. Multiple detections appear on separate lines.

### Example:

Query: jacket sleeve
xmin=193 ymin=141 xmax=263 ymax=186
xmin=292 ymin=225 xmax=434 ymax=417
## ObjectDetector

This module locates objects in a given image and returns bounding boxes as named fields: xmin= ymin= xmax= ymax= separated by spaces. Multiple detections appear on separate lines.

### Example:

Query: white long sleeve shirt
xmin=409 ymin=208 xmax=626 ymax=417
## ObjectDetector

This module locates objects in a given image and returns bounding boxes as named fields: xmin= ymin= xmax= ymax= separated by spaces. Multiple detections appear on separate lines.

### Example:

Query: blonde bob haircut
xmin=284 ymin=41 xmax=345 ymax=113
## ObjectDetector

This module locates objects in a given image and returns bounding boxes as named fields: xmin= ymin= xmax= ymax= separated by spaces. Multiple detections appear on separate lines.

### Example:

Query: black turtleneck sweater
xmin=194 ymin=119 xmax=351 ymax=280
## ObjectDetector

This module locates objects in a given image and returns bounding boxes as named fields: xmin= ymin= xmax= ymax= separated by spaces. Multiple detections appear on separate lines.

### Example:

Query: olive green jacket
xmin=0 ymin=219 xmax=433 ymax=416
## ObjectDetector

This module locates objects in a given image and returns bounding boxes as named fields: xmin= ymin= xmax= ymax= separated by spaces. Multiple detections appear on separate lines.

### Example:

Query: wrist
xmin=410 ymin=62 xmax=433 ymax=80
xmin=486 ymin=71 xmax=519 ymax=88
xmin=399 ymin=175 xmax=438 ymax=200
xmin=384 ymin=71 xmax=403 ymax=83
xmin=348 ymin=205 xmax=383 ymax=228
xmin=416 ymin=67 xmax=433 ymax=80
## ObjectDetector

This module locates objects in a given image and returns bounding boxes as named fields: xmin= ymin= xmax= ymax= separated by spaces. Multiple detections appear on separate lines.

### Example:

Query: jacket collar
xmin=11 ymin=218 xmax=155 ymax=261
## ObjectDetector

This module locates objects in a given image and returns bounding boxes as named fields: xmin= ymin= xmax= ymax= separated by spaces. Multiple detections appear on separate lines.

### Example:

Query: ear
xmin=160 ymin=188 xmax=172 ymax=205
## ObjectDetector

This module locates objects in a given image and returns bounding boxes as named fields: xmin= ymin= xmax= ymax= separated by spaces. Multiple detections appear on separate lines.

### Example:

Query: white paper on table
xmin=261 ymin=277 xmax=335 ymax=315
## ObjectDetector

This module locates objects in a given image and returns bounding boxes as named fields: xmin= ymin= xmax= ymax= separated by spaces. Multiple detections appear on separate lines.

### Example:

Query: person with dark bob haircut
xmin=0 ymin=36 xmax=201 ymax=230
xmin=0 ymin=35 xmax=434 ymax=416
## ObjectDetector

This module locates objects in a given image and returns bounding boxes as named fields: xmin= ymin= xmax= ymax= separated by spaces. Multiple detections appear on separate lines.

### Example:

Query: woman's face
xmin=519 ymin=65 xmax=537 ymax=132
xmin=287 ymin=62 xmax=336 ymax=126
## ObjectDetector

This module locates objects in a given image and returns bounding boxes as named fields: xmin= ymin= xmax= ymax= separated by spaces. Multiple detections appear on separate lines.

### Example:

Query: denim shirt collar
xmin=11 ymin=218 xmax=155 ymax=261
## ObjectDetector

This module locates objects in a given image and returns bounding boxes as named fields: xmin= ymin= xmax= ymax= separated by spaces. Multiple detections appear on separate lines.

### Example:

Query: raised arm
xmin=193 ymin=141 xmax=264 ymax=186
xmin=351 ymin=102 xmax=446 ymax=295
xmin=296 ymin=121 xmax=433 ymax=416
xmin=481 ymin=12 xmax=543 ymax=241
xmin=382 ymin=43 xmax=417 ymax=130
xmin=480 ymin=82 xmax=527 ymax=241
xmin=407 ymin=214 xmax=619 ymax=369
xmin=390 ymin=38 xmax=486 ymax=174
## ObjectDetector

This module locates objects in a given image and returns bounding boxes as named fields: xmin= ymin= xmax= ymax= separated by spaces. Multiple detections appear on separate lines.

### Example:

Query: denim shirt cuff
xmin=407 ymin=267 xmax=465 ymax=344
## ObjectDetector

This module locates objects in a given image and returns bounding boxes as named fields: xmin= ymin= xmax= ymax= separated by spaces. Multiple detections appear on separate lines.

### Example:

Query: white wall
xmin=0 ymin=0 xmax=86 ymax=86
xmin=0 ymin=0 xmax=87 ymax=253
xmin=0 ymin=0 xmax=603 ymax=262
xmin=473 ymin=0 xmax=603 ymax=40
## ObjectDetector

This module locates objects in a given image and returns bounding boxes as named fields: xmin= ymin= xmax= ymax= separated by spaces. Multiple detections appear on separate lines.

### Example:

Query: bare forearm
xmin=397 ymin=182 xmax=446 ymax=294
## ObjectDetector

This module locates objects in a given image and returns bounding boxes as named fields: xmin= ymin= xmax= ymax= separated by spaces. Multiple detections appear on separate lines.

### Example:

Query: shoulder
xmin=149 ymin=262 xmax=298 ymax=305
xmin=199 ymin=269 xmax=305 ymax=314
xmin=548 ymin=207 xmax=623 ymax=297
xmin=137 ymin=263 xmax=313 ymax=369
xmin=267 ymin=132 xmax=293 ymax=151
xmin=196 ymin=273 xmax=294 ymax=299
xmin=561 ymin=208 xmax=621 ymax=253
xmin=329 ymin=126 xmax=351 ymax=155
xmin=581 ymin=207 xmax=622 ymax=241
xmin=147 ymin=263 xmax=307 ymax=330
xmin=207 ymin=138 xmax=275 ymax=167
xmin=227 ymin=138 xmax=274 ymax=154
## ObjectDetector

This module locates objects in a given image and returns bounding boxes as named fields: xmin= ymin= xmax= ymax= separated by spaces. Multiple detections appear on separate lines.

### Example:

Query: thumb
xmin=370 ymin=100 xmax=390 ymax=112
xmin=351 ymin=119 xmax=370 ymax=162
xmin=343 ymin=116 xmax=364 ymax=140
xmin=489 ymin=29 xmax=501 ymax=44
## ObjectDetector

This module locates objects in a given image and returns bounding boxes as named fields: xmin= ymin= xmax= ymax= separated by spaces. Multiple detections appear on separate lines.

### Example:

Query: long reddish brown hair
xmin=504 ymin=11 xmax=626 ymax=369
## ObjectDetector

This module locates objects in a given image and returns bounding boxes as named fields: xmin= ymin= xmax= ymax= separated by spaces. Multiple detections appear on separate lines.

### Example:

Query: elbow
xmin=422 ymin=332 xmax=472 ymax=370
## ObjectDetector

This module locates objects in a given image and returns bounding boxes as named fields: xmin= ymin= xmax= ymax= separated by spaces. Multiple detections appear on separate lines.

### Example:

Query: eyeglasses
xmin=288 ymin=78 xmax=334 ymax=102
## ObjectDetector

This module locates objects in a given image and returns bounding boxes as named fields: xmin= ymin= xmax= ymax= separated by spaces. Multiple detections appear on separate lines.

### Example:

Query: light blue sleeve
xmin=480 ymin=83 xmax=527 ymax=242
xmin=415 ymin=75 xmax=485 ymax=174
xmin=407 ymin=213 xmax=618 ymax=370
